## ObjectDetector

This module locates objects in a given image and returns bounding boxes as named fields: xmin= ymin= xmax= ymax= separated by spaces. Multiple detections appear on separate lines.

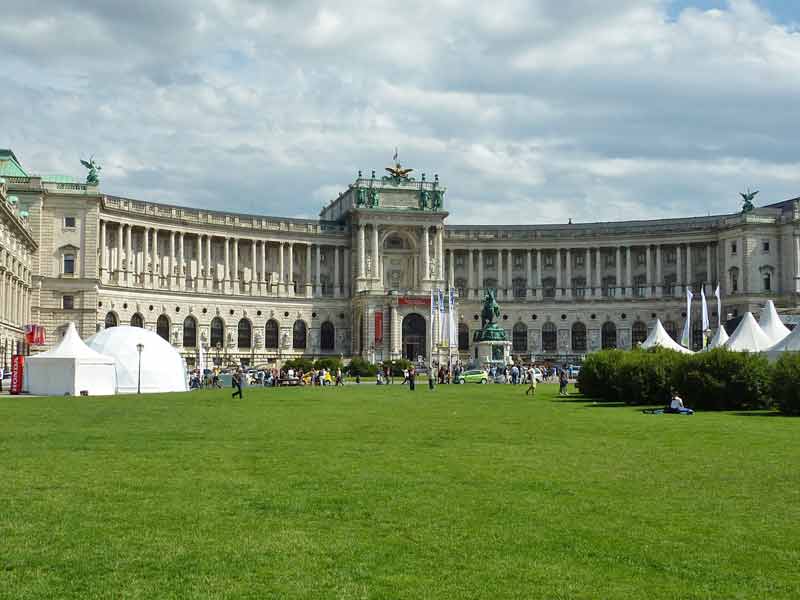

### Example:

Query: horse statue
xmin=480 ymin=288 xmax=501 ymax=329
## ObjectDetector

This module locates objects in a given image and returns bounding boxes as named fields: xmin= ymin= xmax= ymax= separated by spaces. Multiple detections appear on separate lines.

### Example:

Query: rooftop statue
xmin=384 ymin=147 xmax=413 ymax=181
xmin=80 ymin=157 xmax=102 ymax=185
xmin=740 ymin=188 xmax=758 ymax=213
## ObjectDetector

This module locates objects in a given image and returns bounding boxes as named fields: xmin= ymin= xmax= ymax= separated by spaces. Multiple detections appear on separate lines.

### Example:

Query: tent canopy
xmin=26 ymin=322 xmax=117 ymax=396
xmin=706 ymin=325 xmax=729 ymax=350
xmin=759 ymin=300 xmax=790 ymax=345
xmin=640 ymin=319 xmax=694 ymax=354
xmin=723 ymin=312 xmax=773 ymax=352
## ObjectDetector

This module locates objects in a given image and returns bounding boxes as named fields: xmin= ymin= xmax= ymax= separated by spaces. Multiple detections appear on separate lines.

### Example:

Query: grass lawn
xmin=1 ymin=383 xmax=798 ymax=599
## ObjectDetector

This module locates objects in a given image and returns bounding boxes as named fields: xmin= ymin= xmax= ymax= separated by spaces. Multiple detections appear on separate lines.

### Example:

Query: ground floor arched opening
xmin=402 ymin=313 xmax=426 ymax=361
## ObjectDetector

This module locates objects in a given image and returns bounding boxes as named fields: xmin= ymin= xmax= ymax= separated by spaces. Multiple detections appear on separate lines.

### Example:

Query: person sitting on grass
xmin=667 ymin=390 xmax=694 ymax=415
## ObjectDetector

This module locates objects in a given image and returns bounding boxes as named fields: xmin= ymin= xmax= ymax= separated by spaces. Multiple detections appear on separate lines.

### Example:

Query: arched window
xmin=512 ymin=323 xmax=527 ymax=352
xmin=571 ymin=322 xmax=587 ymax=352
xmin=458 ymin=323 xmax=470 ymax=351
xmin=264 ymin=319 xmax=279 ymax=349
xmin=104 ymin=311 xmax=118 ymax=329
xmin=320 ymin=321 xmax=335 ymax=351
xmin=183 ymin=316 xmax=197 ymax=347
xmin=210 ymin=317 xmax=224 ymax=348
xmin=663 ymin=320 xmax=678 ymax=342
xmin=156 ymin=315 xmax=170 ymax=341
xmin=602 ymin=322 xmax=617 ymax=349
xmin=130 ymin=313 xmax=144 ymax=328
xmin=238 ymin=318 xmax=252 ymax=348
xmin=542 ymin=322 xmax=557 ymax=352
xmin=293 ymin=320 xmax=307 ymax=349
xmin=632 ymin=320 xmax=647 ymax=346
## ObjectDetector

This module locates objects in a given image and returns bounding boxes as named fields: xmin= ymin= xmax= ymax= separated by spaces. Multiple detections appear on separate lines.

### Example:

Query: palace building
xmin=4 ymin=148 xmax=799 ymax=368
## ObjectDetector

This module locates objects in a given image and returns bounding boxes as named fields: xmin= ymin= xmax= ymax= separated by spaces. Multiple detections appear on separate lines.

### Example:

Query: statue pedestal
xmin=476 ymin=340 xmax=512 ymax=367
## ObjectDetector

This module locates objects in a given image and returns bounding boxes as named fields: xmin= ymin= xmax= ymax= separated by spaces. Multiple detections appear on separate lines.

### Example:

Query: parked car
xmin=456 ymin=369 xmax=489 ymax=384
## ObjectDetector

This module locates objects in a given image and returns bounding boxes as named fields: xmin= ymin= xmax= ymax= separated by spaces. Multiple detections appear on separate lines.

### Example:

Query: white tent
xmin=758 ymin=299 xmax=790 ymax=345
xmin=640 ymin=319 xmax=694 ymax=354
xmin=26 ymin=322 xmax=117 ymax=396
xmin=86 ymin=325 xmax=187 ymax=394
xmin=723 ymin=312 xmax=773 ymax=352
xmin=705 ymin=326 xmax=729 ymax=350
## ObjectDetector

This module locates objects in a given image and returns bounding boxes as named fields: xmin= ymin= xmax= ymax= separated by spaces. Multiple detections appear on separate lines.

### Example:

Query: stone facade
xmin=7 ymin=151 xmax=800 ymax=367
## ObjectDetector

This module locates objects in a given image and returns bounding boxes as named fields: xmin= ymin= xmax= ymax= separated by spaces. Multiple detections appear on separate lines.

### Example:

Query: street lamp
xmin=136 ymin=343 xmax=144 ymax=394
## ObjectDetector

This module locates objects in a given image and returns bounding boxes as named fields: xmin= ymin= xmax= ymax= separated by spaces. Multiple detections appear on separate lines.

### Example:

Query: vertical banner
xmin=449 ymin=287 xmax=457 ymax=349
xmin=714 ymin=283 xmax=722 ymax=329
xmin=25 ymin=325 xmax=34 ymax=345
xmin=680 ymin=288 xmax=693 ymax=348
xmin=438 ymin=288 xmax=446 ymax=344
xmin=10 ymin=354 xmax=24 ymax=395
xmin=374 ymin=310 xmax=383 ymax=344
xmin=36 ymin=325 xmax=46 ymax=346
xmin=430 ymin=289 xmax=436 ymax=360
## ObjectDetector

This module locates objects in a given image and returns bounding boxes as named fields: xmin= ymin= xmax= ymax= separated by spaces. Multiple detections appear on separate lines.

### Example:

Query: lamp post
xmin=136 ymin=343 xmax=144 ymax=394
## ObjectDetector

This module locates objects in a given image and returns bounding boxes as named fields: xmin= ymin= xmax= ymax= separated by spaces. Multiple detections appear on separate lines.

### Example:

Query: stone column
xmin=169 ymin=230 xmax=176 ymax=290
xmin=390 ymin=304 xmax=401 ymax=359
xmin=343 ymin=246 xmax=350 ymax=297
xmin=467 ymin=249 xmax=475 ymax=298
xmin=372 ymin=225 xmax=380 ymax=281
xmin=615 ymin=247 xmax=622 ymax=295
xmin=278 ymin=242 xmax=284 ymax=296
xmin=99 ymin=220 xmax=106 ymax=279
xmin=655 ymin=244 xmax=663 ymax=297
xmin=315 ymin=244 xmax=322 ymax=296
xmin=686 ymin=244 xmax=693 ymax=291
xmin=595 ymin=248 xmax=602 ymax=292
xmin=422 ymin=226 xmax=430 ymax=282
xmin=437 ymin=226 xmax=444 ymax=281
xmin=705 ymin=243 xmax=712 ymax=295
xmin=206 ymin=236 xmax=212 ymax=290
xmin=497 ymin=249 xmax=505 ymax=297
xmin=565 ymin=249 xmax=572 ymax=298
xmin=536 ymin=249 xmax=543 ymax=298
xmin=675 ymin=245 xmax=683 ymax=297
xmin=645 ymin=245 xmax=652 ymax=297
xmin=625 ymin=246 xmax=632 ymax=296
xmin=585 ymin=247 xmax=591 ymax=297
xmin=305 ymin=244 xmax=313 ymax=297
xmin=555 ymin=249 xmax=562 ymax=294
xmin=152 ymin=229 xmax=159 ymax=288
xmin=448 ymin=249 xmax=455 ymax=288
xmin=125 ymin=224 xmax=132 ymax=284
xmin=143 ymin=227 xmax=150 ymax=288
xmin=525 ymin=249 xmax=532 ymax=298
xmin=223 ymin=236 xmax=230 ymax=291
xmin=287 ymin=242 xmax=294 ymax=296
xmin=477 ymin=249 xmax=484 ymax=295
xmin=178 ymin=232 xmax=185 ymax=290
xmin=260 ymin=240 xmax=267 ymax=293
xmin=195 ymin=235 xmax=202 ymax=291
xmin=334 ymin=246 xmax=341 ymax=297
xmin=232 ymin=238 xmax=239 ymax=292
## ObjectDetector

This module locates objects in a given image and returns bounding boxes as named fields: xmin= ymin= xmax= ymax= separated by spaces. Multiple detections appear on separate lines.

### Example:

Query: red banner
xmin=374 ymin=311 xmax=383 ymax=343
xmin=10 ymin=355 xmax=24 ymax=395
xmin=24 ymin=325 xmax=45 ymax=346
xmin=398 ymin=297 xmax=431 ymax=306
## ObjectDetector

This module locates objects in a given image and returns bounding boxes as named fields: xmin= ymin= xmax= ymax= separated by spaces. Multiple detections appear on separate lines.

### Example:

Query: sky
xmin=1 ymin=0 xmax=799 ymax=225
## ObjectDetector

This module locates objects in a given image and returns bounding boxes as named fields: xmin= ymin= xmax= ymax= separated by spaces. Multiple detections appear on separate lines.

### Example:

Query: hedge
xmin=578 ymin=347 xmax=772 ymax=411
xmin=771 ymin=352 xmax=800 ymax=415
xmin=381 ymin=359 xmax=413 ymax=376
xmin=346 ymin=357 xmax=378 ymax=377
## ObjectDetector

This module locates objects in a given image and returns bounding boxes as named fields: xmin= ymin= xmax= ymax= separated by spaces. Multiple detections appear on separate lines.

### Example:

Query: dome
xmin=86 ymin=325 xmax=187 ymax=394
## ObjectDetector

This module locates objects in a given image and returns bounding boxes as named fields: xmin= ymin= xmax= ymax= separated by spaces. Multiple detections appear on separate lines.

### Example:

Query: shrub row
xmin=577 ymin=347 xmax=795 ymax=412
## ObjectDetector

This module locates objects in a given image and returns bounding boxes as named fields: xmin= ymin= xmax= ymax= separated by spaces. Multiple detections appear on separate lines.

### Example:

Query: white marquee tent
xmin=86 ymin=325 xmax=188 ymax=394
xmin=26 ymin=322 xmax=117 ymax=396
xmin=640 ymin=319 xmax=694 ymax=354
xmin=705 ymin=326 xmax=729 ymax=350
xmin=766 ymin=325 xmax=800 ymax=358
xmin=723 ymin=312 xmax=773 ymax=352
xmin=758 ymin=300 xmax=790 ymax=345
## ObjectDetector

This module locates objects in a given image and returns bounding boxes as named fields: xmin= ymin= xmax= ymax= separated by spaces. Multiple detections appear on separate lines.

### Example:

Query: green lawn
xmin=1 ymin=383 xmax=798 ymax=599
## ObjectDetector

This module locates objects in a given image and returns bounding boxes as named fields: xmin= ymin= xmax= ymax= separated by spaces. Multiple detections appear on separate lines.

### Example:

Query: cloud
xmin=1 ymin=0 xmax=799 ymax=225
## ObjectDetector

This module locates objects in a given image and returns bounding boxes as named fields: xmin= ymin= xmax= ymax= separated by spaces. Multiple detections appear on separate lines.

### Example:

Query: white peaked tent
xmin=26 ymin=322 xmax=117 ymax=396
xmin=723 ymin=312 xmax=773 ymax=352
xmin=705 ymin=325 xmax=729 ymax=350
xmin=758 ymin=300 xmax=790 ymax=345
xmin=766 ymin=324 xmax=800 ymax=358
xmin=86 ymin=325 xmax=187 ymax=394
xmin=640 ymin=319 xmax=694 ymax=354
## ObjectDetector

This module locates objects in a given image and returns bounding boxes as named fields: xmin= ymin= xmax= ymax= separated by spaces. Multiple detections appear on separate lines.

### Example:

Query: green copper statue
xmin=80 ymin=157 xmax=102 ymax=185
xmin=476 ymin=288 xmax=507 ymax=342
xmin=740 ymin=188 xmax=758 ymax=213
xmin=419 ymin=189 xmax=429 ymax=210
xmin=356 ymin=187 xmax=367 ymax=207
xmin=367 ymin=188 xmax=379 ymax=208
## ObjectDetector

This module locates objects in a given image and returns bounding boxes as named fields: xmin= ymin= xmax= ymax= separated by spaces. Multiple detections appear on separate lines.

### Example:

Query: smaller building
xmin=0 ymin=150 xmax=38 ymax=367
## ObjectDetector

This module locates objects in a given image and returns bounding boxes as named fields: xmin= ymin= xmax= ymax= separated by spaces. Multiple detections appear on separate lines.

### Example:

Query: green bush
xmin=314 ymin=357 xmax=342 ymax=372
xmin=613 ymin=348 xmax=688 ymax=406
xmin=577 ymin=350 xmax=625 ymax=402
xmin=381 ymin=359 xmax=412 ymax=376
xmin=346 ymin=357 xmax=378 ymax=377
xmin=671 ymin=349 xmax=771 ymax=411
xmin=771 ymin=353 xmax=800 ymax=415
xmin=283 ymin=358 xmax=315 ymax=373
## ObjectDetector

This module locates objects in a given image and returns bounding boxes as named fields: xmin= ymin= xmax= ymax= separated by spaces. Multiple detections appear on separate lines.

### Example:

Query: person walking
xmin=409 ymin=367 xmax=416 ymax=391
xmin=525 ymin=366 xmax=537 ymax=396
xmin=335 ymin=368 xmax=343 ymax=386
xmin=232 ymin=369 xmax=243 ymax=399
xmin=559 ymin=369 xmax=569 ymax=396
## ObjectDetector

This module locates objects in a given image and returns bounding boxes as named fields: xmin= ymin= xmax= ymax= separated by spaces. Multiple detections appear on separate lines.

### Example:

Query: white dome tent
xmin=26 ymin=322 xmax=117 ymax=396
xmin=758 ymin=300 xmax=790 ymax=345
xmin=705 ymin=326 xmax=729 ymax=350
xmin=639 ymin=319 xmax=694 ymax=354
xmin=723 ymin=312 xmax=773 ymax=352
xmin=86 ymin=325 xmax=188 ymax=394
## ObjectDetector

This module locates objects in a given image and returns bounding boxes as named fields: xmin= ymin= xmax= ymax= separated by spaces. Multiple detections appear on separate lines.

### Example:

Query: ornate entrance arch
xmin=402 ymin=313 xmax=426 ymax=361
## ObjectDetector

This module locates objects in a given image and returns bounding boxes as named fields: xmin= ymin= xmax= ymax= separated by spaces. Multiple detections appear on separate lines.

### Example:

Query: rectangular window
xmin=513 ymin=254 xmax=523 ymax=267
xmin=64 ymin=216 xmax=76 ymax=228
xmin=485 ymin=255 xmax=495 ymax=267
xmin=762 ymin=241 xmax=770 ymax=253
xmin=544 ymin=254 xmax=554 ymax=267
xmin=63 ymin=254 xmax=75 ymax=275
xmin=574 ymin=254 xmax=584 ymax=267
xmin=455 ymin=254 xmax=464 ymax=267
xmin=62 ymin=295 xmax=74 ymax=310
xmin=731 ymin=242 xmax=737 ymax=255
xmin=665 ymin=251 xmax=676 ymax=265
xmin=637 ymin=252 xmax=646 ymax=265
xmin=605 ymin=255 xmax=616 ymax=267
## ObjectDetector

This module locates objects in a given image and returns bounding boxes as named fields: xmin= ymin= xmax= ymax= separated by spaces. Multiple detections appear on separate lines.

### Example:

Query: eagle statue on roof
xmin=384 ymin=147 xmax=413 ymax=181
